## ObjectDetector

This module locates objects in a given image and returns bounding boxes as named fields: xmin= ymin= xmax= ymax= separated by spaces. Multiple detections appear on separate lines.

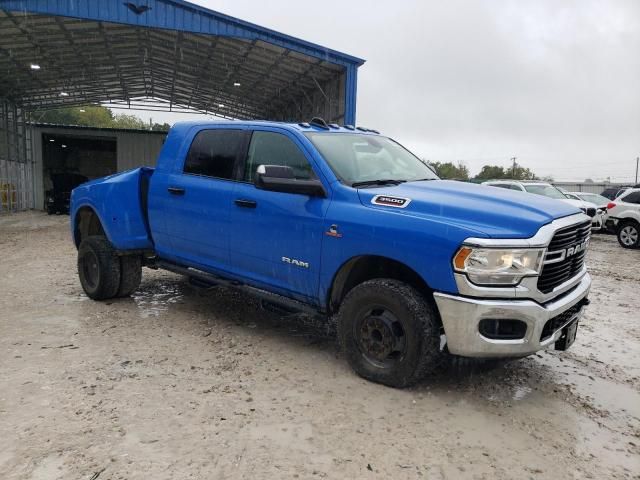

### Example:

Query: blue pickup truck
xmin=70 ymin=118 xmax=591 ymax=387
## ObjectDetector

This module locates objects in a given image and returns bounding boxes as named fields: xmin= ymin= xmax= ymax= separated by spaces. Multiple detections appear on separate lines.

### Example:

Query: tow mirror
xmin=254 ymin=165 xmax=326 ymax=197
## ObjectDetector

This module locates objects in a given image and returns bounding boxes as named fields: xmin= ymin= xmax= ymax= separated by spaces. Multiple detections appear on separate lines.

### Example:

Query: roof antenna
xmin=310 ymin=117 xmax=329 ymax=129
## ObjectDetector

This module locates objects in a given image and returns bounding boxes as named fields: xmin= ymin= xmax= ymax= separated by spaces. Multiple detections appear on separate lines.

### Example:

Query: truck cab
xmin=70 ymin=118 xmax=592 ymax=387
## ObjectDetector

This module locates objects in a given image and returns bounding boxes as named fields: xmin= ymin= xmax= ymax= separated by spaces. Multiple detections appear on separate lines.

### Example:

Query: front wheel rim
xmin=354 ymin=306 xmax=407 ymax=368
xmin=620 ymin=226 xmax=638 ymax=246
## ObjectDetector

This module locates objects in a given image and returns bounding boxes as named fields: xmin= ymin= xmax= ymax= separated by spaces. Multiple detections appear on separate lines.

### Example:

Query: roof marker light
xmin=233 ymin=82 xmax=241 ymax=87
xmin=30 ymin=64 xmax=41 ymax=70
xmin=49 ymin=139 xmax=55 ymax=142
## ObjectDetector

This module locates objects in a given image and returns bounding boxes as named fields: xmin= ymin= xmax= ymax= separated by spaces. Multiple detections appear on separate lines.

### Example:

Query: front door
xmin=228 ymin=129 xmax=330 ymax=303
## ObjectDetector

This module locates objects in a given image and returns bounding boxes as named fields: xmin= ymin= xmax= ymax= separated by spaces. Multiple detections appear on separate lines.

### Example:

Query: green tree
xmin=429 ymin=161 xmax=470 ymax=180
xmin=34 ymin=105 xmax=114 ymax=127
xmin=474 ymin=165 xmax=507 ymax=180
xmin=474 ymin=163 xmax=538 ymax=181
xmin=32 ymin=105 xmax=170 ymax=131
xmin=111 ymin=113 xmax=147 ymax=129
xmin=512 ymin=164 xmax=537 ymax=180
xmin=151 ymin=122 xmax=171 ymax=132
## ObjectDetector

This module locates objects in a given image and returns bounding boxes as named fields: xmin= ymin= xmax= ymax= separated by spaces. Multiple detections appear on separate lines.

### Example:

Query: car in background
xmin=605 ymin=188 xmax=640 ymax=248
xmin=482 ymin=180 xmax=600 ymax=230
xmin=568 ymin=192 xmax=610 ymax=232
xmin=601 ymin=186 xmax=636 ymax=200
xmin=46 ymin=173 xmax=89 ymax=215
xmin=570 ymin=192 xmax=610 ymax=207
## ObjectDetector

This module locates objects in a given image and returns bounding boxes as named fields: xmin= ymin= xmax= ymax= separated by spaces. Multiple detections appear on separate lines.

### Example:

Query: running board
xmin=155 ymin=260 xmax=323 ymax=316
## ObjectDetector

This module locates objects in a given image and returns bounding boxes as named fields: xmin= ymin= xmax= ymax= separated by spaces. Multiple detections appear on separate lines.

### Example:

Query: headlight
xmin=453 ymin=247 xmax=545 ymax=286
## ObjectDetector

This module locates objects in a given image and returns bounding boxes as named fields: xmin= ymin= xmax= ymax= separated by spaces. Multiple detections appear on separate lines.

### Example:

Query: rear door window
xmin=621 ymin=192 xmax=640 ymax=204
xmin=184 ymin=129 xmax=247 ymax=180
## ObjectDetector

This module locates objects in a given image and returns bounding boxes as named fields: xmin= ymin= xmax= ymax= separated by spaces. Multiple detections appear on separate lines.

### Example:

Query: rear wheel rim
xmin=81 ymin=250 xmax=100 ymax=289
xmin=620 ymin=226 xmax=638 ymax=246
xmin=354 ymin=306 xmax=407 ymax=368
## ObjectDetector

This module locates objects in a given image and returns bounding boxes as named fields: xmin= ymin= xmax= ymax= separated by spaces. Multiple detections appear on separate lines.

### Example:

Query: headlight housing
xmin=453 ymin=247 xmax=545 ymax=286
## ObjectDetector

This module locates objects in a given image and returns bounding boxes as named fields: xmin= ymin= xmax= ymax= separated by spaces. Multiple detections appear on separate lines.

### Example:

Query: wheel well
xmin=74 ymin=207 xmax=106 ymax=247
xmin=328 ymin=256 xmax=434 ymax=314
xmin=619 ymin=218 xmax=640 ymax=228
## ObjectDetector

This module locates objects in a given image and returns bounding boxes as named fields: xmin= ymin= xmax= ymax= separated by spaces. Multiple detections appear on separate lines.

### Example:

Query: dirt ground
xmin=0 ymin=212 xmax=638 ymax=480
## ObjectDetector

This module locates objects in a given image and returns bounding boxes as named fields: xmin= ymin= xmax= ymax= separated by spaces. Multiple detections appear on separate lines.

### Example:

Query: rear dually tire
xmin=77 ymin=236 xmax=121 ymax=300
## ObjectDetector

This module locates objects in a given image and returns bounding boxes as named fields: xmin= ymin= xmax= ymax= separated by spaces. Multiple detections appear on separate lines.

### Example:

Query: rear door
xmin=158 ymin=127 xmax=249 ymax=271
xmin=228 ymin=128 xmax=331 ymax=303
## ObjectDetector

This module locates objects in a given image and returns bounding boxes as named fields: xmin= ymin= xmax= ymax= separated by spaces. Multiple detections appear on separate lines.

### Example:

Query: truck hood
xmin=357 ymin=180 xmax=581 ymax=239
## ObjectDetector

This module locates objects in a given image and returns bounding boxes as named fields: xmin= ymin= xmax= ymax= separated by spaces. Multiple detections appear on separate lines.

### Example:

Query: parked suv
xmin=601 ymin=186 xmax=635 ymax=200
xmin=606 ymin=188 xmax=640 ymax=248
xmin=46 ymin=173 xmax=88 ymax=215
xmin=482 ymin=180 xmax=600 ymax=230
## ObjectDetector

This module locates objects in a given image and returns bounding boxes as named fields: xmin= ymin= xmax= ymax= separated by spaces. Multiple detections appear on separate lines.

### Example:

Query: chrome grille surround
xmin=538 ymin=220 xmax=591 ymax=293
xmin=456 ymin=213 xmax=591 ymax=302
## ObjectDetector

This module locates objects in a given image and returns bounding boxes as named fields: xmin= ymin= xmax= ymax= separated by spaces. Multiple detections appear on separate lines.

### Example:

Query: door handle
xmin=167 ymin=186 xmax=185 ymax=195
xmin=234 ymin=199 xmax=257 ymax=209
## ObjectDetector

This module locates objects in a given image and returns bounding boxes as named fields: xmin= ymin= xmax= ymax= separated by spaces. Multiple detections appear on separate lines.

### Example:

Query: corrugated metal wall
xmin=116 ymin=131 xmax=166 ymax=171
xmin=553 ymin=182 xmax=626 ymax=194
xmin=0 ymin=99 xmax=34 ymax=213
xmin=32 ymin=126 xmax=165 ymax=210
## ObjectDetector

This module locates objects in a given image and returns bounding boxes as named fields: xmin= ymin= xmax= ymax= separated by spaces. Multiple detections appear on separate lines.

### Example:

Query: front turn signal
xmin=453 ymin=246 xmax=473 ymax=270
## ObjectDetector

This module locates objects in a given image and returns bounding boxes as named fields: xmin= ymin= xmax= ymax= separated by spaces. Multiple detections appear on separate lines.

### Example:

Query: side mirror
xmin=254 ymin=165 xmax=326 ymax=197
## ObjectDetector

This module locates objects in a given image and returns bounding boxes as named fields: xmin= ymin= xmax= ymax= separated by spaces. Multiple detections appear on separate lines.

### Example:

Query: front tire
xmin=337 ymin=279 xmax=441 ymax=388
xmin=617 ymin=221 xmax=640 ymax=248
xmin=77 ymin=236 xmax=121 ymax=300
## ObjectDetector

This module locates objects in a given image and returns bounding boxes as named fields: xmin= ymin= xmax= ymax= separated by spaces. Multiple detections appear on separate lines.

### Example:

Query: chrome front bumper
xmin=433 ymin=273 xmax=591 ymax=358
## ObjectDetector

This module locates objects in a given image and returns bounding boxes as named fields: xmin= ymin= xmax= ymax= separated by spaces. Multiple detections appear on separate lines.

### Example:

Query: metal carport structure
xmin=0 ymin=0 xmax=365 ymax=211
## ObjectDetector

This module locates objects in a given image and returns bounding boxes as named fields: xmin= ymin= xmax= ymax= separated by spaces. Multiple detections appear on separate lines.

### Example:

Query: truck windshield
xmin=524 ymin=185 xmax=567 ymax=199
xmin=305 ymin=132 xmax=439 ymax=186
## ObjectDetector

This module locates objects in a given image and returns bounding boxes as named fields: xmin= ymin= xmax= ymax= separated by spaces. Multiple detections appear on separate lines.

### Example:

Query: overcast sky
xmin=135 ymin=0 xmax=640 ymax=182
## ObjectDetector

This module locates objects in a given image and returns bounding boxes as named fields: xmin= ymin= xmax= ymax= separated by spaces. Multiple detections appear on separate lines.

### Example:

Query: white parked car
xmin=605 ymin=188 xmax=640 ymax=248
xmin=567 ymin=192 xmax=609 ymax=232
xmin=482 ymin=180 xmax=600 ymax=230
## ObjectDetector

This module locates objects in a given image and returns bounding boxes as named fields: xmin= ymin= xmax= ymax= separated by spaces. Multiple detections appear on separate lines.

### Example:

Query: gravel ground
xmin=1 ymin=212 xmax=639 ymax=480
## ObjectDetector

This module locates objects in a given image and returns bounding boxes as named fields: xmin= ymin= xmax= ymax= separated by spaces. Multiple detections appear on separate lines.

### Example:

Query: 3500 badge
xmin=371 ymin=195 xmax=412 ymax=208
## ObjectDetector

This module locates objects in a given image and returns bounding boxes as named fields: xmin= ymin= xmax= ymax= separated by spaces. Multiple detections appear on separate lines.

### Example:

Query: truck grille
xmin=537 ymin=220 xmax=590 ymax=294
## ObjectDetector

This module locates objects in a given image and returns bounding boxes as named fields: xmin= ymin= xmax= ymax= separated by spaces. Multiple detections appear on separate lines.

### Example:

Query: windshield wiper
xmin=407 ymin=178 xmax=437 ymax=182
xmin=351 ymin=179 xmax=406 ymax=188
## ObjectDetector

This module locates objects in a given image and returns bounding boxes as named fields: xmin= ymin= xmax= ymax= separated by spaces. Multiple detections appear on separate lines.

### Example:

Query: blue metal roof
xmin=1 ymin=0 xmax=365 ymax=67
xmin=0 ymin=0 xmax=364 ymax=124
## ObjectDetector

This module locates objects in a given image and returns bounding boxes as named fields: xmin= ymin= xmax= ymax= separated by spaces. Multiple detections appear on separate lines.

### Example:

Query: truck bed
xmin=70 ymin=167 xmax=155 ymax=251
